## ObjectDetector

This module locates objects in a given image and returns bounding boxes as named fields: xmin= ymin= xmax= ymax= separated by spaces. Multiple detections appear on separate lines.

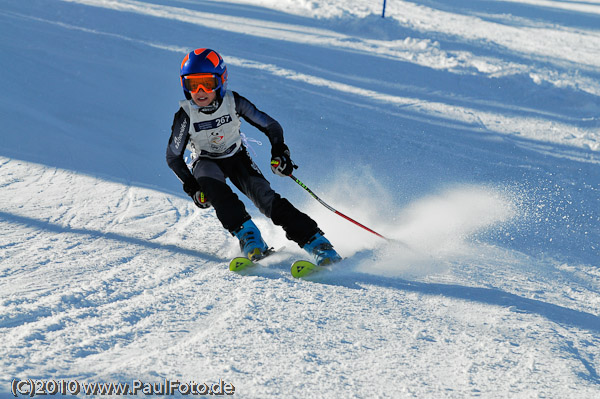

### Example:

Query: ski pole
xmin=289 ymin=174 xmax=388 ymax=240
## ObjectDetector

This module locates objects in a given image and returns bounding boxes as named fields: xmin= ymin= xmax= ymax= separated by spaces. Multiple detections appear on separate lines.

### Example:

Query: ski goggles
xmin=181 ymin=73 xmax=221 ymax=94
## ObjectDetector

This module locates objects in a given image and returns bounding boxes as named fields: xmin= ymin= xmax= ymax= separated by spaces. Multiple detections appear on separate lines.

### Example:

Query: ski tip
xmin=291 ymin=260 xmax=323 ymax=278
xmin=229 ymin=257 xmax=253 ymax=272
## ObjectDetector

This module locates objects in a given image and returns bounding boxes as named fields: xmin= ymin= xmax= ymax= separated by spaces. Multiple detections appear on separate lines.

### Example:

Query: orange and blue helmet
xmin=180 ymin=48 xmax=228 ymax=100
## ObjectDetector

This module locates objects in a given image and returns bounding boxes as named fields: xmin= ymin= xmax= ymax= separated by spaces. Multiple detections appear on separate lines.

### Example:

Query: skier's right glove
xmin=183 ymin=180 xmax=201 ymax=196
xmin=271 ymin=143 xmax=297 ymax=177
xmin=183 ymin=180 xmax=210 ymax=209
xmin=192 ymin=190 xmax=211 ymax=209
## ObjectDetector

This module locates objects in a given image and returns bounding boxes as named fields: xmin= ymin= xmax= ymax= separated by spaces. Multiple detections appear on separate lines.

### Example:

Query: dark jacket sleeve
xmin=166 ymin=107 xmax=199 ymax=195
xmin=233 ymin=91 xmax=284 ymax=146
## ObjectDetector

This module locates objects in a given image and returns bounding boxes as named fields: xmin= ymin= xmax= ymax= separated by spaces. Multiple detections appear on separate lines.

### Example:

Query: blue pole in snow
xmin=382 ymin=0 xmax=387 ymax=18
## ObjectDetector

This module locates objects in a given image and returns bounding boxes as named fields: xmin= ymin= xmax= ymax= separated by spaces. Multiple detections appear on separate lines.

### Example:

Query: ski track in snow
xmin=1 ymin=0 xmax=600 ymax=397
xmin=1 ymin=160 xmax=599 ymax=396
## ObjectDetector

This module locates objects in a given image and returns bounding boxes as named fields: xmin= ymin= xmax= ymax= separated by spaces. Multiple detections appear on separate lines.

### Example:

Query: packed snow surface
xmin=0 ymin=0 xmax=599 ymax=397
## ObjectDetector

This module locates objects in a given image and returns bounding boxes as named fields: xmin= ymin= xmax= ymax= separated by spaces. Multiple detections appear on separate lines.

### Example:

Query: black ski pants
xmin=192 ymin=148 xmax=319 ymax=247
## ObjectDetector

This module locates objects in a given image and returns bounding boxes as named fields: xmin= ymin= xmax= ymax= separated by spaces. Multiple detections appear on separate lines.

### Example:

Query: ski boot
xmin=232 ymin=219 xmax=270 ymax=261
xmin=303 ymin=232 xmax=342 ymax=266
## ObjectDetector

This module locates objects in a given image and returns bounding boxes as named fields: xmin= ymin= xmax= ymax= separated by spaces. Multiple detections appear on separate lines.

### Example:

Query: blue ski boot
xmin=303 ymin=232 xmax=342 ymax=266
xmin=232 ymin=220 xmax=270 ymax=261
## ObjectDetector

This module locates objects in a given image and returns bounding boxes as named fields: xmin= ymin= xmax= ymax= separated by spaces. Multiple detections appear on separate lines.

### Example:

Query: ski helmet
xmin=180 ymin=48 xmax=228 ymax=100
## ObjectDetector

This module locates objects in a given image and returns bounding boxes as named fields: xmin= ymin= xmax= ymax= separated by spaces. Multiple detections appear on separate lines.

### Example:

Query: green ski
xmin=229 ymin=257 xmax=254 ymax=272
xmin=290 ymin=260 xmax=327 ymax=278
xmin=229 ymin=248 xmax=276 ymax=272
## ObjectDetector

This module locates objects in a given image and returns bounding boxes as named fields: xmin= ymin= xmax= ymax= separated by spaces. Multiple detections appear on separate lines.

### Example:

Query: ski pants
xmin=192 ymin=147 xmax=319 ymax=247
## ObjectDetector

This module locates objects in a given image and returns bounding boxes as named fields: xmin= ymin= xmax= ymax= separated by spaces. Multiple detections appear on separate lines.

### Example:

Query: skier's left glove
xmin=271 ymin=143 xmax=297 ymax=177
xmin=192 ymin=190 xmax=211 ymax=209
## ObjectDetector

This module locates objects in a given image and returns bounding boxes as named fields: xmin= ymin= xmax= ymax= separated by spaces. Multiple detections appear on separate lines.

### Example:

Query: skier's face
xmin=191 ymin=90 xmax=216 ymax=107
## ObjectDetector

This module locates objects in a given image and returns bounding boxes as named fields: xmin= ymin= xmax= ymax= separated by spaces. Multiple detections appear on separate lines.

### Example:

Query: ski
xmin=229 ymin=248 xmax=275 ymax=272
xmin=290 ymin=259 xmax=328 ymax=278
xmin=230 ymin=249 xmax=337 ymax=278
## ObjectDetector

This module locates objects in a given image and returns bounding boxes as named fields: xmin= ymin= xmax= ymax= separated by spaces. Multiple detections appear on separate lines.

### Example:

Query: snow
xmin=0 ymin=0 xmax=599 ymax=397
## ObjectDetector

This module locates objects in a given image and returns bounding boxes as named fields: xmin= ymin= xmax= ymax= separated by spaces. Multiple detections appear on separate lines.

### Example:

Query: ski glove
xmin=183 ymin=180 xmax=201 ymax=197
xmin=192 ymin=190 xmax=211 ymax=209
xmin=270 ymin=143 xmax=297 ymax=177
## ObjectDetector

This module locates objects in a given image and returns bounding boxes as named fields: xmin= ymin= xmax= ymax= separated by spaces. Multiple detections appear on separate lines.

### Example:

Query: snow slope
xmin=1 ymin=0 xmax=599 ymax=397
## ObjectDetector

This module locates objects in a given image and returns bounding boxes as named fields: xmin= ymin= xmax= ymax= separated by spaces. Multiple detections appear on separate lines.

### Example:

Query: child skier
xmin=166 ymin=48 xmax=342 ymax=266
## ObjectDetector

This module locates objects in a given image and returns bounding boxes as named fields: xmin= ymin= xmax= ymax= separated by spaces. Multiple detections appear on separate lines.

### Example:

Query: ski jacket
xmin=166 ymin=90 xmax=284 ymax=190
